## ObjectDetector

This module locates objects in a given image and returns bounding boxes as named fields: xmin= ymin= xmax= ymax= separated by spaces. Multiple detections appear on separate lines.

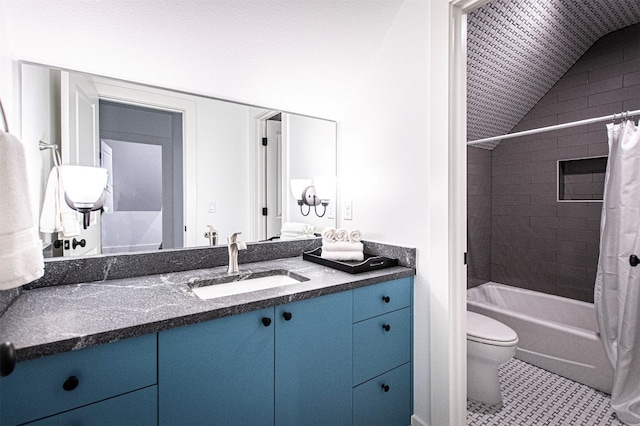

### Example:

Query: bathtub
xmin=467 ymin=282 xmax=614 ymax=394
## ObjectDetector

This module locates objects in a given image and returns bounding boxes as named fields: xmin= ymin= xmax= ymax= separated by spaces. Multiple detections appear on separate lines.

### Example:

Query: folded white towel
xmin=322 ymin=241 xmax=363 ymax=252
xmin=322 ymin=226 xmax=337 ymax=242
xmin=280 ymin=234 xmax=314 ymax=240
xmin=335 ymin=228 xmax=349 ymax=242
xmin=320 ymin=250 xmax=364 ymax=262
xmin=349 ymin=229 xmax=362 ymax=243
xmin=0 ymin=131 xmax=44 ymax=289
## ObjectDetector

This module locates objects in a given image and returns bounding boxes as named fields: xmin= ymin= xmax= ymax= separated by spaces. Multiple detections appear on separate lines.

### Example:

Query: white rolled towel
xmin=349 ymin=229 xmax=362 ymax=243
xmin=321 ymin=250 xmax=364 ymax=262
xmin=322 ymin=226 xmax=337 ymax=242
xmin=322 ymin=241 xmax=363 ymax=252
xmin=335 ymin=228 xmax=349 ymax=242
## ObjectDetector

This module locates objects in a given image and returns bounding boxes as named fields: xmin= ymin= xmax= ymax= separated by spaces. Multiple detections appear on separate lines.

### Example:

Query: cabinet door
xmin=26 ymin=386 xmax=157 ymax=426
xmin=275 ymin=291 xmax=353 ymax=426
xmin=158 ymin=307 xmax=275 ymax=426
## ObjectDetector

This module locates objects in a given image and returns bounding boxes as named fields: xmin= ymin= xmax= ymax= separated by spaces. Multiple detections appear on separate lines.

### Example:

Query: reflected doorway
xmin=99 ymin=100 xmax=183 ymax=253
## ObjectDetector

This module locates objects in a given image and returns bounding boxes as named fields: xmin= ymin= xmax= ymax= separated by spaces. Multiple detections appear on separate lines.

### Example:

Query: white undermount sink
xmin=189 ymin=270 xmax=308 ymax=300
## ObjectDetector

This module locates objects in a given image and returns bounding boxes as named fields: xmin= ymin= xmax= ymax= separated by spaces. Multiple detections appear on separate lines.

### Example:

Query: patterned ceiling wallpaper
xmin=467 ymin=0 xmax=640 ymax=149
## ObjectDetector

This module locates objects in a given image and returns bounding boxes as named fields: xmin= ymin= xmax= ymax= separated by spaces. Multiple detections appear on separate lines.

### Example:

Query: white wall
xmin=1 ymin=1 xmax=459 ymax=424
xmin=338 ymin=1 xmax=436 ymax=423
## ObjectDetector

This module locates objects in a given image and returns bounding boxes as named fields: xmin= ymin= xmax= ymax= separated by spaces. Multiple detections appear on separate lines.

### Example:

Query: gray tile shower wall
xmin=486 ymin=23 xmax=640 ymax=302
xmin=467 ymin=146 xmax=492 ymax=289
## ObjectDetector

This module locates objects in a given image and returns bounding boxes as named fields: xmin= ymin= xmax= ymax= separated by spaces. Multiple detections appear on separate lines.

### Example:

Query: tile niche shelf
xmin=557 ymin=156 xmax=607 ymax=203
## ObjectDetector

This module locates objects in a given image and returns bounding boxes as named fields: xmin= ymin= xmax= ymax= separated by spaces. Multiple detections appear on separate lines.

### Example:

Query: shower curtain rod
xmin=467 ymin=109 xmax=640 ymax=146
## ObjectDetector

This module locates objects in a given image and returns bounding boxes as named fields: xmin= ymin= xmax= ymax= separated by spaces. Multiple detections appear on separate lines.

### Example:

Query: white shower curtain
xmin=595 ymin=118 xmax=640 ymax=426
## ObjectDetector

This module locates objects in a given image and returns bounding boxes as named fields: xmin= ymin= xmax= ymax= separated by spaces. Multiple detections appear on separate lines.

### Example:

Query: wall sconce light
xmin=290 ymin=176 xmax=336 ymax=217
xmin=61 ymin=166 xmax=108 ymax=229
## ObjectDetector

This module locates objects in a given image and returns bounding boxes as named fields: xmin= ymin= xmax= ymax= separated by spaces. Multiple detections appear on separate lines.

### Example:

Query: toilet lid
xmin=467 ymin=311 xmax=518 ymax=345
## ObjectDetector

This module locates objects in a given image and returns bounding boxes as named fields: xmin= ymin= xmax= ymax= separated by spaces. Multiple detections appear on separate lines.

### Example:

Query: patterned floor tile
xmin=467 ymin=358 xmax=622 ymax=425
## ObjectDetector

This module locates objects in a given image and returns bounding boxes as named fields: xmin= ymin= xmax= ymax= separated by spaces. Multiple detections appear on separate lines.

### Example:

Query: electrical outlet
xmin=342 ymin=200 xmax=352 ymax=220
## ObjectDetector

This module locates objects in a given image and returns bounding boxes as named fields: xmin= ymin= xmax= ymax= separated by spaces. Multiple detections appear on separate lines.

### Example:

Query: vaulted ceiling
xmin=466 ymin=0 xmax=640 ymax=146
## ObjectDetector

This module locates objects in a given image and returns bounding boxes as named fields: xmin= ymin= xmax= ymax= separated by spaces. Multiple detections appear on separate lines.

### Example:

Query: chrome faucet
xmin=227 ymin=232 xmax=247 ymax=274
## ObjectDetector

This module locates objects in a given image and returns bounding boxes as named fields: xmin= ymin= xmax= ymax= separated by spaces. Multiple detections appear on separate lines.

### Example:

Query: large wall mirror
xmin=22 ymin=63 xmax=337 ymax=258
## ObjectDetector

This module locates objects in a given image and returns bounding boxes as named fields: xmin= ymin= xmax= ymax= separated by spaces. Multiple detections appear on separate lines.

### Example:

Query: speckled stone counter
xmin=0 ymin=239 xmax=415 ymax=362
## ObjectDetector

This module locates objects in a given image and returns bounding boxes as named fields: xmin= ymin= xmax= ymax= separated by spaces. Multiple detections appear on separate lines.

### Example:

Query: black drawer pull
xmin=262 ymin=317 xmax=272 ymax=327
xmin=63 ymin=375 xmax=79 ymax=391
xmin=630 ymin=254 xmax=639 ymax=267
xmin=382 ymin=324 xmax=391 ymax=332
xmin=282 ymin=312 xmax=292 ymax=321
xmin=382 ymin=296 xmax=390 ymax=303
xmin=381 ymin=384 xmax=390 ymax=392
xmin=0 ymin=342 xmax=16 ymax=377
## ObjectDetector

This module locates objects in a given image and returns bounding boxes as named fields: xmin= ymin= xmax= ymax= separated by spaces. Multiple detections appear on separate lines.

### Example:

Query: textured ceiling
xmin=467 ymin=0 xmax=640 ymax=148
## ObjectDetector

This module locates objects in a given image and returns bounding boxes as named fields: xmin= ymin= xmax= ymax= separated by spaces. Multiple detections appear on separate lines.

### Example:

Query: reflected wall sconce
xmin=290 ymin=176 xmax=336 ymax=217
xmin=61 ymin=166 xmax=108 ymax=229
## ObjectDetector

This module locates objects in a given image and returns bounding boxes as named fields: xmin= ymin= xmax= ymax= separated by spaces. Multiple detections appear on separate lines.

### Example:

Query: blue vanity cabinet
xmin=352 ymin=277 xmax=413 ymax=426
xmin=158 ymin=290 xmax=353 ymax=426
xmin=275 ymin=290 xmax=353 ymax=426
xmin=0 ymin=333 xmax=157 ymax=426
xmin=158 ymin=306 xmax=275 ymax=426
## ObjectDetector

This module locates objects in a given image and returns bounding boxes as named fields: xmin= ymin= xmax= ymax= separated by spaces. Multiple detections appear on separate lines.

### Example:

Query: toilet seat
xmin=467 ymin=311 xmax=518 ymax=347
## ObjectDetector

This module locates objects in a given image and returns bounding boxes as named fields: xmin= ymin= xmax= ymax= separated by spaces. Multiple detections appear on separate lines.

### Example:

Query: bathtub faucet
xmin=227 ymin=232 xmax=247 ymax=274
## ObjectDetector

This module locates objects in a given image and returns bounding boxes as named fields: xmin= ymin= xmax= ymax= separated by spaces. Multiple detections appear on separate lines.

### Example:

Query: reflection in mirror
xmin=22 ymin=63 xmax=337 ymax=257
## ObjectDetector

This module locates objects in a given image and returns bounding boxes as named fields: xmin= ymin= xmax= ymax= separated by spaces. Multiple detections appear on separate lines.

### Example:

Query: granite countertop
xmin=0 ymin=255 xmax=414 ymax=362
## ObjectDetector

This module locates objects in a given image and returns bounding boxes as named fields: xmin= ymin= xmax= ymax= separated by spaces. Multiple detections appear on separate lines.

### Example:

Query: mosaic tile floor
xmin=467 ymin=358 xmax=622 ymax=425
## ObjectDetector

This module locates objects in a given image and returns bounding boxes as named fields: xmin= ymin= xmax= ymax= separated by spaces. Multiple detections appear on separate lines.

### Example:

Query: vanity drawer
xmin=26 ymin=385 xmax=157 ymax=425
xmin=353 ymin=307 xmax=411 ymax=385
xmin=353 ymin=362 xmax=411 ymax=426
xmin=353 ymin=277 xmax=411 ymax=322
xmin=0 ymin=333 xmax=157 ymax=426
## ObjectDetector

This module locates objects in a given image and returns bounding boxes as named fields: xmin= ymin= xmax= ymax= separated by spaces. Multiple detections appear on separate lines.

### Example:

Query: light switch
xmin=208 ymin=200 xmax=216 ymax=213
xmin=326 ymin=201 xmax=335 ymax=219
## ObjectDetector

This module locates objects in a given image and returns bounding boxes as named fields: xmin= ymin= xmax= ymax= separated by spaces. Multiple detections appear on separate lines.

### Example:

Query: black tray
xmin=302 ymin=247 xmax=398 ymax=274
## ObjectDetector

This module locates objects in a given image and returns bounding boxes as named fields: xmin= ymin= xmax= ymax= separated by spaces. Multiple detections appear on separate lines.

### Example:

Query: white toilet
xmin=467 ymin=311 xmax=519 ymax=405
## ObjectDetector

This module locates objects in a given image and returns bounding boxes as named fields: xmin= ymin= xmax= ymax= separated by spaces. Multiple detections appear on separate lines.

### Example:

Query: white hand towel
xmin=349 ymin=229 xmax=362 ymax=243
xmin=0 ymin=131 xmax=44 ymax=289
xmin=320 ymin=250 xmax=364 ymax=262
xmin=322 ymin=241 xmax=363 ymax=252
xmin=335 ymin=228 xmax=349 ymax=242
xmin=39 ymin=166 xmax=81 ymax=237
xmin=322 ymin=226 xmax=337 ymax=242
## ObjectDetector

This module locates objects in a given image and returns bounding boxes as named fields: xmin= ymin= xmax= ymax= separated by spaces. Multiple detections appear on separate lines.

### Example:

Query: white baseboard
xmin=411 ymin=414 xmax=429 ymax=426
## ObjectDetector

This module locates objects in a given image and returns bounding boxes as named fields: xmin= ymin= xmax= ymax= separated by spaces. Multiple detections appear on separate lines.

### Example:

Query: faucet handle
xmin=228 ymin=232 xmax=242 ymax=244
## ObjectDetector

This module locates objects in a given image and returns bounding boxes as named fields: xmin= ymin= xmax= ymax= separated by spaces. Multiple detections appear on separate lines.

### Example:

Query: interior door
xmin=60 ymin=71 xmax=102 ymax=256
xmin=265 ymin=119 xmax=282 ymax=239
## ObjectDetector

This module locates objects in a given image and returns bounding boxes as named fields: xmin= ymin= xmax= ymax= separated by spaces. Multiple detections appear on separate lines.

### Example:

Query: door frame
xmin=251 ymin=109 xmax=282 ymax=241
xmin=90 ymin=77 xmax=197 ymax=247
xmin=447 ymin=0 xmax=491 ymax=424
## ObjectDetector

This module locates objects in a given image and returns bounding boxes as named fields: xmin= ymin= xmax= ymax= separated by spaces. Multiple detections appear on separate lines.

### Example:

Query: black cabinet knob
xmin=382 ymin=324 xmax=391 ymax=332
xmin=63 ymin=375 xmax=79 ymax=391
xmin=0 ymin=342 xmax=16 ymax=377
xmin=72 ymin=238 xmax=86 ymax=249
xmin=381 ymin=384 xmax=390 ymax=392
xmin=262 ymin=317 xmax=272 ymax=327
xmin=282 ymin=312 xmax=292 ymax=321
xmin=630 ymin=254 xmax=639 ymax=267
xmin=382 ymin=296 xmax=390 ymax=303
